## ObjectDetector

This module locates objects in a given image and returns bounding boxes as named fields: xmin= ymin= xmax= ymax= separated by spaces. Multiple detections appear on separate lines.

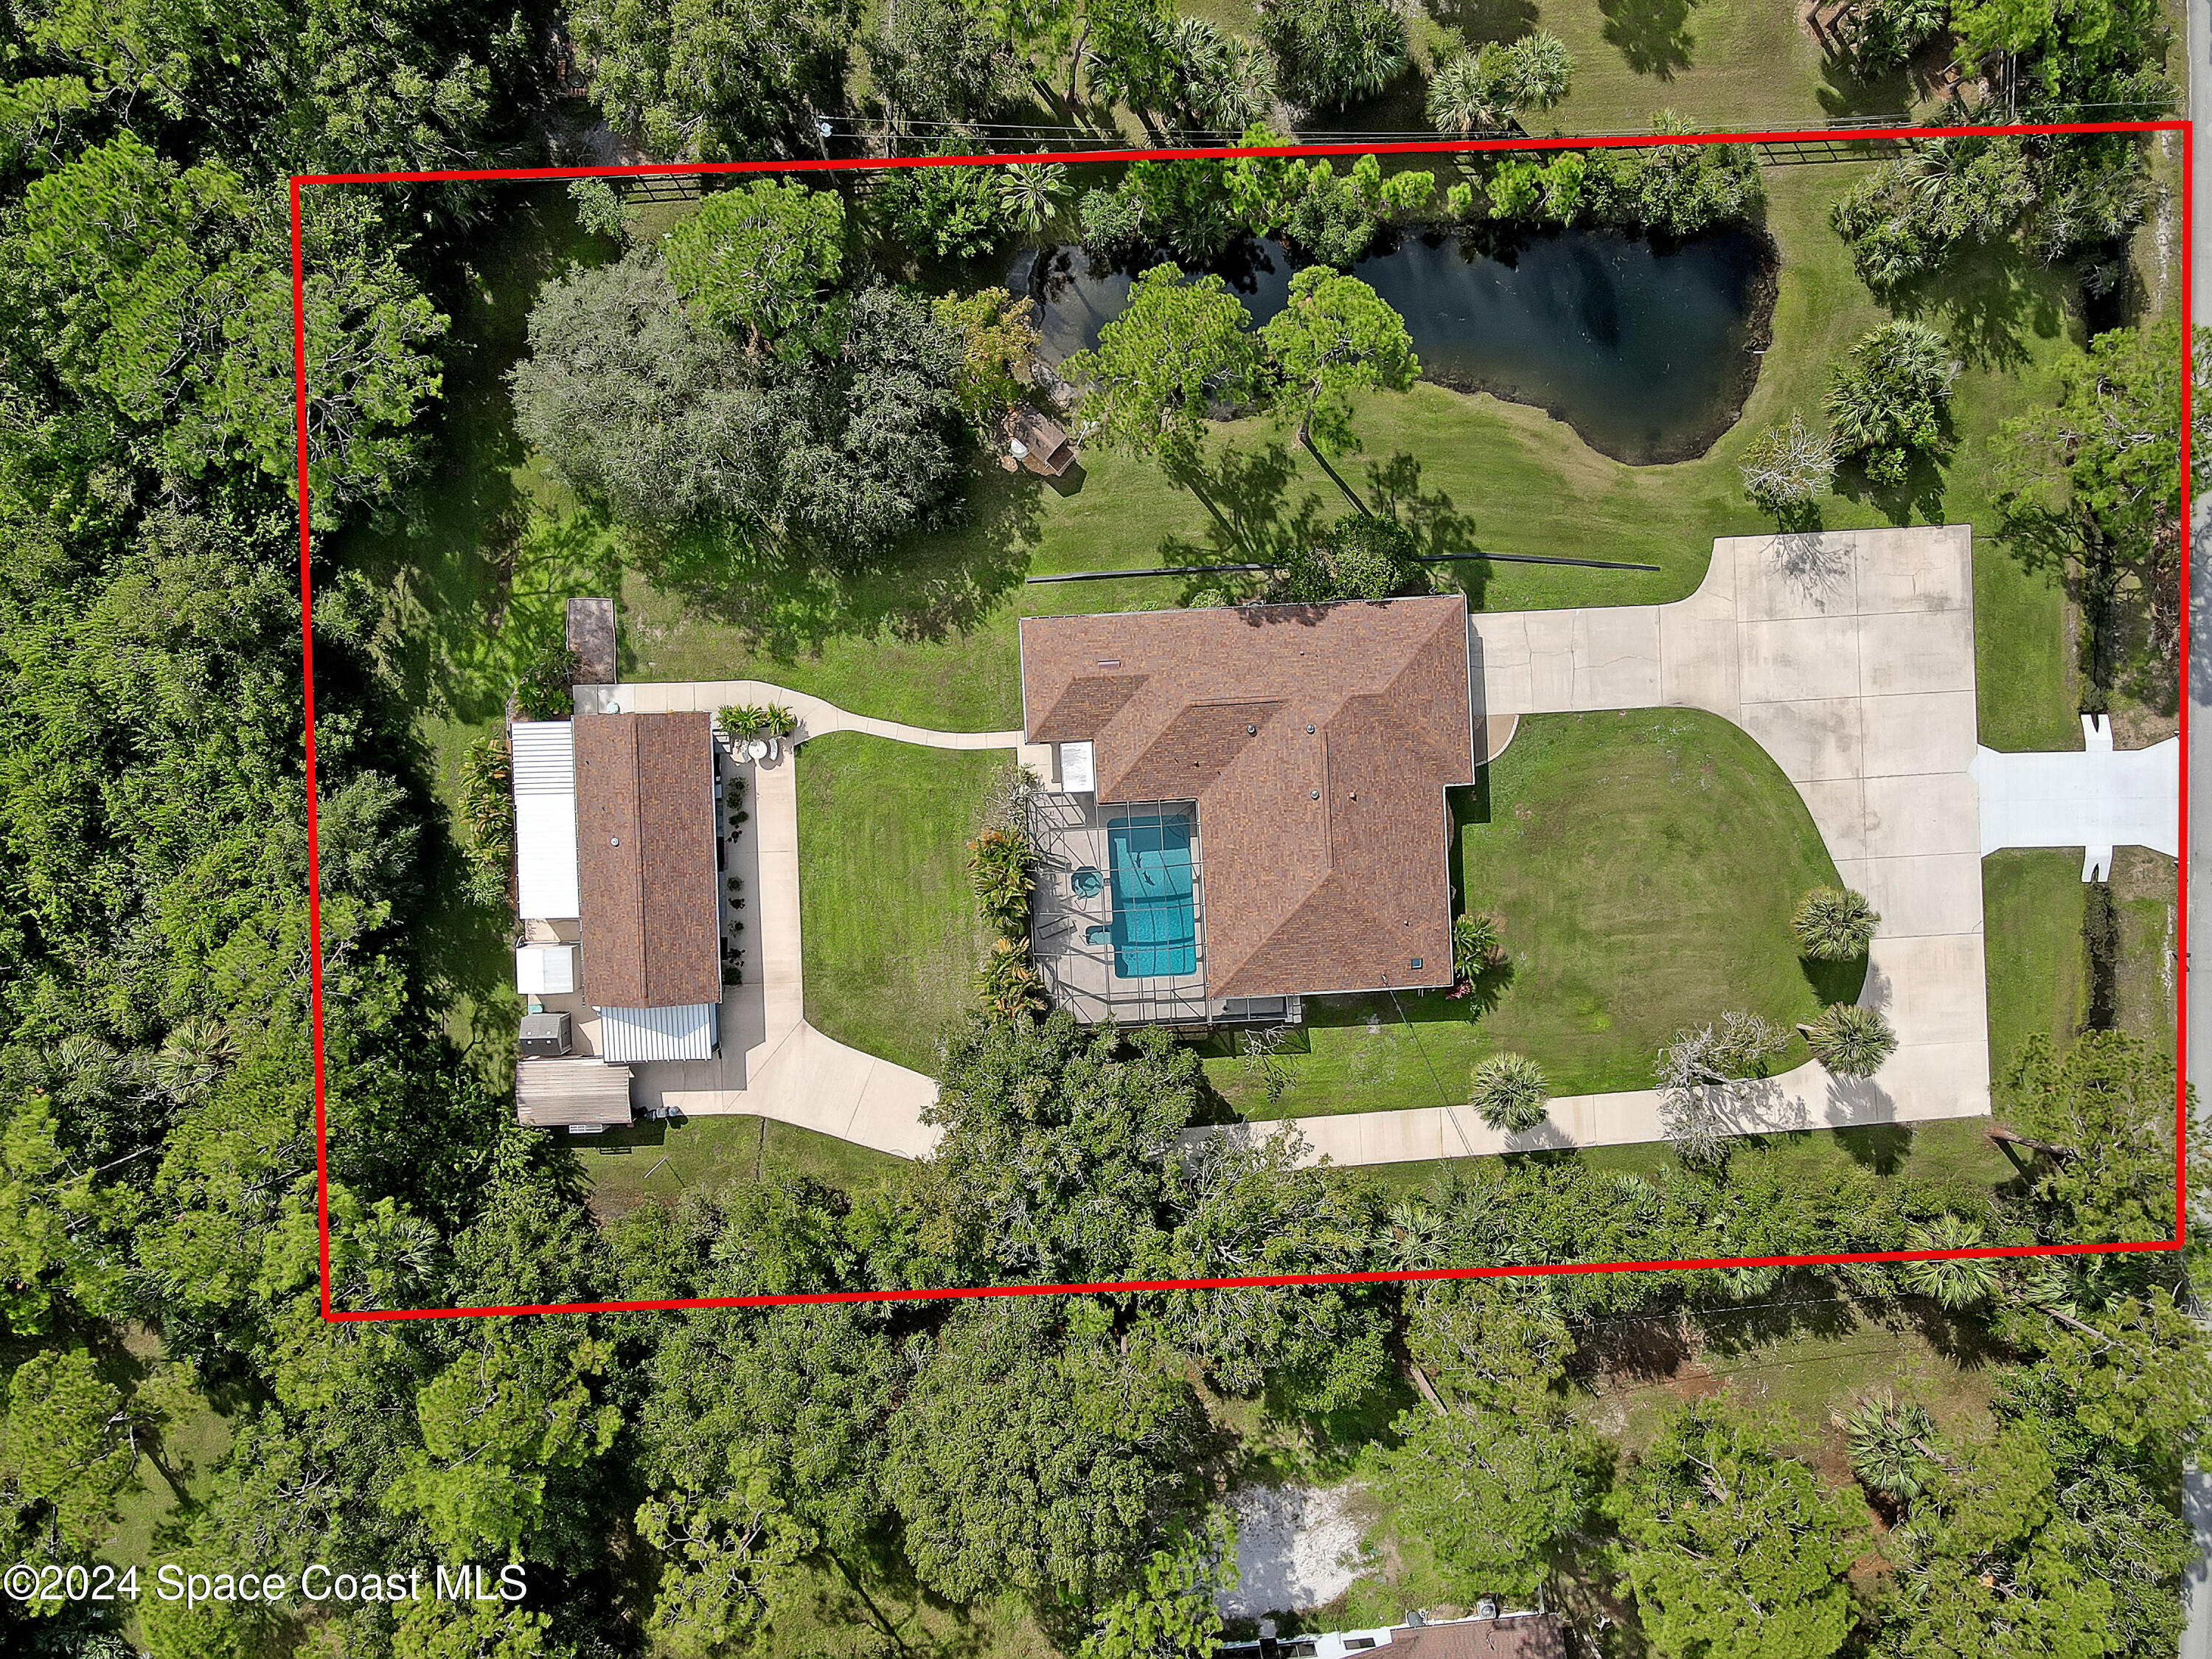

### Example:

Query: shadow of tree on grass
xmin=1160 ymin=445 xmax=1490 ymax=609
xmin=633 ymin=458 xmax=1043 ymax=662
xmin=1162 ymin=439 xmax=1324 ymax=605
xmin=1599 ymin=0 xmax=1697 ymax=78
xmin=1426 ymin=0 xmax=1539 ymax=46
xmin=1876 ymin=238 xmax=2072 ymax=375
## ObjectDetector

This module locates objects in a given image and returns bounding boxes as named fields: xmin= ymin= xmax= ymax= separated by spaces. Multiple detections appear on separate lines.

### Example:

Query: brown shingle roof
xmin=1019 ymin=597 xmax=1473 ymax=1001
xmin=1386 ymin=1615 xmax=1569 ymax=1657
xmin=574 ymin=712 xmax=721 ymax=1009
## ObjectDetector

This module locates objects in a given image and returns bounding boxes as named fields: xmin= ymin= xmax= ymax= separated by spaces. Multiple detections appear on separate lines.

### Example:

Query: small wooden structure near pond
xmin=1001 ymin=407 xmax=1076 ymax=476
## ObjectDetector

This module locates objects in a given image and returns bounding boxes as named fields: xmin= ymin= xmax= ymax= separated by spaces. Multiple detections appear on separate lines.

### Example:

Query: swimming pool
xmin=1106 ymin=813 xmax=1197 ymax=978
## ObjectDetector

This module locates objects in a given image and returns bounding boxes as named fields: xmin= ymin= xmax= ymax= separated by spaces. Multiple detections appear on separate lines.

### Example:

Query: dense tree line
xmin=0 ymin=6 xmax=2195 ymax=1659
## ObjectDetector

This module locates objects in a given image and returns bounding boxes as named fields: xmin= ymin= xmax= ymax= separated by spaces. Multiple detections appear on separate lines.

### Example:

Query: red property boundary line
xmin=292 ymin=119 xmax=2191 ymax=1321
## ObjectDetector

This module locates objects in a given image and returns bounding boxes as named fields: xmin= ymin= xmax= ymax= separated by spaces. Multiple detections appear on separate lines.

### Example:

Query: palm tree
xmin=1823 ymin=320 xmax=1958 ymax=485
xmin=1469 ymin=1051 xmax=1549 ymax=1132
xmin=1896 ymin=136 xmax=1971 ymax=208
xmin=1801 ymin=1002 xmax=1896 ymax=1077
xmin=1839 ymin=1390 xmax=1941 ymax=1505
xmin=1174 ymin=22 xmax=1274 ymax=132
xmin=1453 ymin=912 xmax=1503 ymax=981
xmin=998 ymin=161 xmax=1071 ymax=235
xmin=1900 ymin=1215 xmax=2000 ymax=1310
xmin=1425 ymin=50 xmax=1506 ymax=136
xmin=1491 ymin=31 xmax=1573 ymax=113
xmin=1792 ymin=885 xmax=1880 ymax=959
xmin=1386 ymin=1197 xmax=1442 ymax=1267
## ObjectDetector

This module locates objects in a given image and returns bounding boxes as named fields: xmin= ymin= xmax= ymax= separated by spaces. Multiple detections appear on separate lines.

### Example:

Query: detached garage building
xmin=575 ymin=711 xmax=723 ymax=1063
xmin=507 ymin=709 xmax=724 ymax=1127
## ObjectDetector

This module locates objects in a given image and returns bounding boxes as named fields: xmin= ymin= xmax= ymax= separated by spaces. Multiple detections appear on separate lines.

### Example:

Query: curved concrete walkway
xmin=570 ymin=678 xmax=980 ymax=1157
xmin=575 ymin=678 xmax=1030 ymax=753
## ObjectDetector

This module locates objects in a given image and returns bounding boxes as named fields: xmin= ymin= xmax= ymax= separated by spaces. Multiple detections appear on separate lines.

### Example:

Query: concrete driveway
xmin=1478 ymin=529 xmax=1991 ymax=1094
xmin=1199 ymin=527 xmax=1994 ymax=1166
xmin=567 ymin=679 xmax=997 ymax=1158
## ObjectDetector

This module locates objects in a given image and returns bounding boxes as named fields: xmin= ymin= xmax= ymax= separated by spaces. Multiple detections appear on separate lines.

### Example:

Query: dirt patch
xmin=1576 ymin=1301 xmax=2001 ymax=1459
xmin=2112 ymin=701 xmax=2180 ymax=745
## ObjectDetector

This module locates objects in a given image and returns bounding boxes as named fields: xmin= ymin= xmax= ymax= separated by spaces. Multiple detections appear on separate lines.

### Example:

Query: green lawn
xmin=2110 ymin=847 xmax=2180 ymax=1050
xmin=1509 ymin=0 xmax=1915 ymax=134
xmin=1981 ymin=849 xmax=2086 ymax=1088
xmin=578 ymin=1113 xmax=909 ymax=1218
xmin=1973 ymin=847 xmax=2174 ymax=1107
xmin=1198 ymin=0 xmax=1916 ymax=136
xmin=361 ymin=159 xmax=2098 ymax=1113
xmin=1204 ymin=709 xmax=1846 ymax=1113
xmin=796 ymin=732 xmax=1004 ymax=1074
xmin=1576 ymin=1302 xmax=2001 ymax=1461
xmin=608 ymin=162 xmax=2079 ymax=750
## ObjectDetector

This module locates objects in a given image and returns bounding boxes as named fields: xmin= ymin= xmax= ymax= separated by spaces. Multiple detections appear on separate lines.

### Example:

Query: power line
xmin=1026 ymin=551 xmax=1661 ymax=584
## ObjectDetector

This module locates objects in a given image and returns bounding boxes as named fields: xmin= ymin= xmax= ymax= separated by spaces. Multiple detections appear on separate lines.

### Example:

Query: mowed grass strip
xmin=796 ymin=731 xmax=1001 ymax=1074
xmin=1980 ymin=848 xmax=2085 ymax=1085
xmin=580 ymin=1113 xmax=909 ymax=1220
xmin=1206 ymin=709 xmax=1845 ymax=1113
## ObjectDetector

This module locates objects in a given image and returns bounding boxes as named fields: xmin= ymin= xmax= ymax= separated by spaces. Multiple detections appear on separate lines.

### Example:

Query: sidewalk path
xmin=576 ymin=677 xmax=1040 ymax=757
xmin=1194 ymin=1052 xmax=1974 ymax=1167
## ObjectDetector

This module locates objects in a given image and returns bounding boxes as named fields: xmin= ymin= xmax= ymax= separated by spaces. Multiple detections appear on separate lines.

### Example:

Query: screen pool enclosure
xmin=1026 ymin=790 xmax=1214 ymax=1026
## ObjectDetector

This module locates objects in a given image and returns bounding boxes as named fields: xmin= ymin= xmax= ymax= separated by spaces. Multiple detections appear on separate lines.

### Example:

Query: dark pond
xmin=1012 ymin=227 xmax=1773 ymax=465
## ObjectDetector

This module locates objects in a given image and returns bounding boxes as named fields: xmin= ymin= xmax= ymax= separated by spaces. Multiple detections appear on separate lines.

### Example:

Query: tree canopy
xmin=1610 ymin=1399 xmax=1862 ymax=1659
xmin=509 ymin=251 xmax=966 ymax=552
xmin=1256 ymin=0 xmax=1407 ymax=111
xmin=663 ymin=178 xmax=846 ymax=347
xmin=1065 ymin=262 xmax=1262 ymax=467
xmin=1259 ymin=265 xmax=1419 ymax=452
xmin=566 ymin=0 xmax=853 ymax=160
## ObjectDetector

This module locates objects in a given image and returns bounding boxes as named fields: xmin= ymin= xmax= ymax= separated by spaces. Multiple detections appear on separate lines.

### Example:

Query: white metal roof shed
xmin=510 ymin=720 xmax=580 ymax=919
xmin=596 ymin=1001 xmax=718 ymax=1062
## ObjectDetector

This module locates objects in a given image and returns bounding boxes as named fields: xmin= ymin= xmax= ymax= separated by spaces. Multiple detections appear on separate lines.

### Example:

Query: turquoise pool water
xmin=1107 ymin=813 xmax=1197 ymax=978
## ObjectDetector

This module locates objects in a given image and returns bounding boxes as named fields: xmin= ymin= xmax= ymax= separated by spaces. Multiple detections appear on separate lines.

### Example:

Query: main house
xmin=1018 ymin=594 xmax=1475 ymax=1028
xmin=508 ymin=709 xmax=726 ymax=1130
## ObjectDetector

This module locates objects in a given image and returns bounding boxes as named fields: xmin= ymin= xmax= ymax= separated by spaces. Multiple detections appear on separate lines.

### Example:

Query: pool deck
xmin=1029 ymin=790 xmax=1211 ymax=1024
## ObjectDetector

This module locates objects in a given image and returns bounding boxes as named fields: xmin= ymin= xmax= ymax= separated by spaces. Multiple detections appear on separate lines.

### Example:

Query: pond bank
xmin=1017 ymin=223 xmax=1778 ymax=465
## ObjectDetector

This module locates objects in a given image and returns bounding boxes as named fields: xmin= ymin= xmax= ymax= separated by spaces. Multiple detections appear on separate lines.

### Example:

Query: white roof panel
xmin=596 ymin=1001 xmax=719 ymax=1063
xmin=515 ymin=945 xmax=577 ymax=995
xmin=1060 ymin=740 xmax=1095 ymax=793
xmin=509 ymin=721 xmax=580 ymax=919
